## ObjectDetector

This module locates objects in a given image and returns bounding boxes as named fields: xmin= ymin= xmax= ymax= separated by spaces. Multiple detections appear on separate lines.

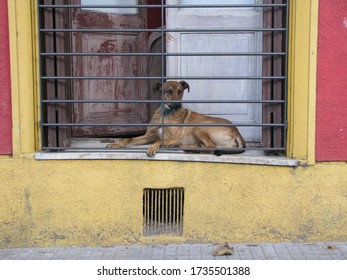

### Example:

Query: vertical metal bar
xmin=180 ymin=189 xmax=184 ymax=235
xmin=173 ymin=189 xmax=176 ymax=234
xmin=143 ymin=190 xmax=146 ymax=235
xmin=52 ymin=0 xmax=59 ymax=145
xmin=146 ymin=189 xmax=150 ymax=235
xmin=176 ymin=189 xmax=179 ymax=235
xmin=155 ymin=189 xmax=159 ymax=234
xmin=168 ymin=189 xmax=172 ymax=233
xmin=158 ymin=189 xmax=162 ymax=233
xmin=150 ymin=189 xmax=154 ymax=235
xmin=165 ymin=190 xmax=169 ymax=232
xmin=161 ymin=189 xmax=165 ymax=234
xmin=144 ymin=190 xmax=147 ymax=235
xmin=160 ymin=0 xmax=165 ymax=151
xmin=178 ymin=189 xmax=182 ymax=235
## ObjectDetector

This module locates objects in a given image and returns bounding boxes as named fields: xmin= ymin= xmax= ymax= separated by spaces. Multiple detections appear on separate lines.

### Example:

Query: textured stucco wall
xmin=0 ymin=0 xmax=12 ymax=155
xmin=316 ymin=0 xmax=347 ymax=161
xmin=0 ymin=158 xmax=346 ymax=248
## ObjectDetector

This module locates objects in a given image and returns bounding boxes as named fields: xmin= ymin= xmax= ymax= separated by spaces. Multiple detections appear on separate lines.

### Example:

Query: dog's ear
xmin=179 ymin=80 xmax=190 ymax=93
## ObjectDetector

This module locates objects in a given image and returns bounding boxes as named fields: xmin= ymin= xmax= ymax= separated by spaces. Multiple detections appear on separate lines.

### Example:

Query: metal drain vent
xmin=143 ymin=188 xmax=184 ymax=236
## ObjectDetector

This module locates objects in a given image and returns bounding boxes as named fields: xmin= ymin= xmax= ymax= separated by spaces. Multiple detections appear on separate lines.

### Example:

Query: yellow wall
xmin=1 ymin=158 xmax=346 ymax=247
xmin=1 ymin=0 xmax=346 ymax=248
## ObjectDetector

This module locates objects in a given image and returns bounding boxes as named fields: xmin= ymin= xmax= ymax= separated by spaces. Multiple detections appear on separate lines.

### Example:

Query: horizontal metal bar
xmin=39 ymin=4 xmax=287 ymax=9
xmin=41 ymin=76 xmax=285 ymax=80
xmin=40 ymin=52 xmax=286 ymax=57
xmin=42 ymin=99 xmax=285 ymax=104
xmin=39 ymin=28 xmax=286 ymax=33
xmin=41 ymin=146 xmax=285 ymax=152
xmin=42 ymin=123 xmax=285 ymax=127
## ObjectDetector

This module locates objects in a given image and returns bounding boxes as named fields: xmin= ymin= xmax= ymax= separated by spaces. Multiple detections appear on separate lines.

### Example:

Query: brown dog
xmin=107 ymin=81 xmax=246 ymax=156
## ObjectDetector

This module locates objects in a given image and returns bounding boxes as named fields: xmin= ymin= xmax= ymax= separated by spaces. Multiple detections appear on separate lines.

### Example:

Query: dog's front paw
xmin=146 ymin=149 xmax=156 ymax=157
xmin=106 ymin=140 xmax=126 ymax=148
xmin=146 ymin=146 xmax=158 ymax=157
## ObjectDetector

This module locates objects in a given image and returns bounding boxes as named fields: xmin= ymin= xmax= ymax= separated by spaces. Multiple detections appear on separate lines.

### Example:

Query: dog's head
xmin=156 ymin=80 xmax=190 ymax=110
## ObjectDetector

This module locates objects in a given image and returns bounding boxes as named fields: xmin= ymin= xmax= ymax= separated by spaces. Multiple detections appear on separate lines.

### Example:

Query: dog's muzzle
xmin=169 ymin=103 xmax=182 ymax=110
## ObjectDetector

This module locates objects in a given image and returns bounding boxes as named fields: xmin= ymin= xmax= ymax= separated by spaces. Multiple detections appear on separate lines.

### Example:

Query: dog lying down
xmin=107 ymin=80 xmax=246 ymax=157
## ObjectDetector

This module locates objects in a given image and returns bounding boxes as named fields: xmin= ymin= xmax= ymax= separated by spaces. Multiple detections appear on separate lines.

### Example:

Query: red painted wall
xmin=0 ymin=0 xmax=12 ymax=154
xmin=316 ymin=0 xmax=347 ymax=161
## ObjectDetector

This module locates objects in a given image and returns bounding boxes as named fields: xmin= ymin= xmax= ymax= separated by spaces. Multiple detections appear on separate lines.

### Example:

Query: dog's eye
xmin=167 ymin=90 xmax=173 ymax=95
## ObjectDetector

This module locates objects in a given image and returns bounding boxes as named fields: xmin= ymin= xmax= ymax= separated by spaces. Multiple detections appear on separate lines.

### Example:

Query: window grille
xmin=38 ymin=0 xmax=289 ymax=155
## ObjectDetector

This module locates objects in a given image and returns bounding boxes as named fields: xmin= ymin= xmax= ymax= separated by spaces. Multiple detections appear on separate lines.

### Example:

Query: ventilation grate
xmin=143 ymin=188 xmax=184 ymax=236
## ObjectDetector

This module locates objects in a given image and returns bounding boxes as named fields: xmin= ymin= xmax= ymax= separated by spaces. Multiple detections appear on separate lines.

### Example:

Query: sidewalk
xmin=0 ymin=242 xmax=346 ymax=260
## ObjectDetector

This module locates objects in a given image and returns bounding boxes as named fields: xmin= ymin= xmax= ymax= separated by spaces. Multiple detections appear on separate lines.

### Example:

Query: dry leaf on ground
xmin=212 ymin=242 xmax=234 ymax=256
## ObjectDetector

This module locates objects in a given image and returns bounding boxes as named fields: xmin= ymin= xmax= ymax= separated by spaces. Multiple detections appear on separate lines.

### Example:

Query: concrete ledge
xmin=35 ymin=150 xmax=298 ymax=167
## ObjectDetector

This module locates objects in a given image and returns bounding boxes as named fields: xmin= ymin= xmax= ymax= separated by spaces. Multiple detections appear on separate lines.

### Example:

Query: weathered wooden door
xmin=167 ymin=0 xmax=263 ymax=142
xmin=72 ymin=0 xmax=149 ymax=137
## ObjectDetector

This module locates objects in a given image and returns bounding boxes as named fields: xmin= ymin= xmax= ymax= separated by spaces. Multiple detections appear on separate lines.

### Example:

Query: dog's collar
xmin=163 ymin=108 xmax=177 ymax=116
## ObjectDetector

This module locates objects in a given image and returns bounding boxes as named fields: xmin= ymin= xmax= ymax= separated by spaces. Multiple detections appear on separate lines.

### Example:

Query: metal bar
xmin=173 ymin=189 xmax=178 ymax=234
xmin=145 ymin=190 xmax=148 ymax=235
xmin=41 ymin=146 xmax=286 ymax=152
xmin=41 ymin=76 xmax=286 ymax=80
xmin=42 ymin=99 xmax=285 ymax=104
xmin=155 ymin=190 xmax=158 ymax=234
xmin=163 ymin=189 xmax=166 ymax=232
xmin=160 ymin=0 xmax=165 ymax=149
xmin=165 ymin=190 xmax=169 ymax=232
xmin=40 ymin=28 xmax=286 ymax=33
xmin=42 ymin=123 xmax=286 ymax=127
xmin=149 ymin=190 xmax=153 ymax=234
xmin=40 ymin=52 xmax=286 ymax=57
xmin=179 ymin=190 xmax=183 ymax=235
xmin=168 ymin=189 xmax=172 ymax=233
xmin=39 ymin=4 xmax=287 ymax=9
xmin=176 ymin=190 xmax=180 ymax=235
xmin=148 ymin=190 xmax=151 ymax=235
xmin=158 ymin=190 xmax=162 ymax=232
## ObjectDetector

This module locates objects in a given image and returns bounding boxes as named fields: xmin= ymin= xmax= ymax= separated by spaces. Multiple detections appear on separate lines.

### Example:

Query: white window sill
xmin=35 ymin=150 xmax=298 ymax=167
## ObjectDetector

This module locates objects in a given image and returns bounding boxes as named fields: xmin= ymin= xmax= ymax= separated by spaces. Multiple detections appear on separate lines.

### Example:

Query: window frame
xmin=35 ymin=0 xmax=289 ymax=162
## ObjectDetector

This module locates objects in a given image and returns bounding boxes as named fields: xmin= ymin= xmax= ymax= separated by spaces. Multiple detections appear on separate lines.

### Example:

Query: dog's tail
xmin=214 ymin=134 xmax=246 ymax=156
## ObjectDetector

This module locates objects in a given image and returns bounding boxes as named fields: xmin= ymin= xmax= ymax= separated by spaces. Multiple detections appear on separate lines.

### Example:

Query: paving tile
xmin=283 ymin=243 xmax=305 ymax=260
xmin=236 ymin=245 xmax=254 ymax=260
xmin=152 ymin=245 xmax=166 ymax=260
xmin=260 ymin=243 xmax=280 ymax=260
xmin=272 ymin=243 xmax=292 ymax=260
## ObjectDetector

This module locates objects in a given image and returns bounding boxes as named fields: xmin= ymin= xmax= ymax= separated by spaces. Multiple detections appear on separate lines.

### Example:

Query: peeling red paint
xmin=76 ymin=10 xmax=114 ymax=29
xmin=0 ymin=0 xmax=12 ymax=154
xmin=97 ymin=40 xmax=117 ymax=53
xmin=316 ymin=0 xmax=347 ymax=161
